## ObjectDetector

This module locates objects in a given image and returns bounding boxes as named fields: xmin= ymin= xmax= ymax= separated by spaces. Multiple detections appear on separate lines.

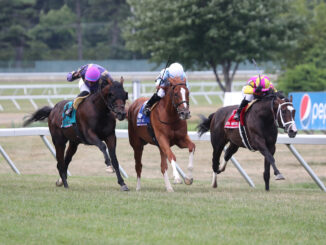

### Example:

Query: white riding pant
xmin=157 ymin=87 xmax=165 ymax=98
xmin=78 ymin=79 xmax=90 ymax=93
xmin=241 ymin=87 xmax=254 ymax=101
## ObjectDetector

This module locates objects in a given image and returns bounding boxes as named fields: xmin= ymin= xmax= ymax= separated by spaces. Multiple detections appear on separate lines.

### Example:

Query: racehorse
xmin=128 ymin=77 xmax=195 ymax=192
xmin=197 ymin=91 xmax=297 ymax=191
xmin=23 ymin=78 xmax=130 ymax=191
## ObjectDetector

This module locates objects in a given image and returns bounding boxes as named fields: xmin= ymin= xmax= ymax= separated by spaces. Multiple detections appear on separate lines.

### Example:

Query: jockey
xmin=65 ymin=64 xmax=113 ymax=115
xmin=143 ymin=62 xmax=189 ymax=116
xmin=234 ymin=75 xmax=277 ymax=121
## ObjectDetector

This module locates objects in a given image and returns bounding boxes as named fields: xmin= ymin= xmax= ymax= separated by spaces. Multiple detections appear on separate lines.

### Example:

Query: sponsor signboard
xmin=289 ymin=92 xmax=326 ymax=130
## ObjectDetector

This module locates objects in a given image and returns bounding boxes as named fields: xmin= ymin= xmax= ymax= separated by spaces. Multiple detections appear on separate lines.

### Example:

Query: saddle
xmin=73 ymin=94 xmax=89 ymax=110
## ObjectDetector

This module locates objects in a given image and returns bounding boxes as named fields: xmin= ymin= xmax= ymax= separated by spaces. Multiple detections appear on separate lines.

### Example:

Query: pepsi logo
xmin=300 ymin=94 xmax=311 ymax=129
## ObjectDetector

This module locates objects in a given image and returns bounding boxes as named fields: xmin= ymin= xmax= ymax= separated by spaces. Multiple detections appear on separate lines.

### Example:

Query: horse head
xmin=274 ymin=94 xmax=297 ymax=138
xmin=167 ymin=77 xmax=191 ymax=120
xmin=103 ymin=77 xmax=128 ymax=121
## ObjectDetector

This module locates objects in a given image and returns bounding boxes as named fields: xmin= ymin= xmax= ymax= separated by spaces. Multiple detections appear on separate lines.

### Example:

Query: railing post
xmin=132 ymin=80 xmax=141 ymax=101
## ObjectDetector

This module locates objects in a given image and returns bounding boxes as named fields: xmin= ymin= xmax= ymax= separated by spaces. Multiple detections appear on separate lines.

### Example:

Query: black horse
xmin=23 ymin=78 xmax=129 ymax=191
xmin=197 ymin=92 xmax=297 ymax=191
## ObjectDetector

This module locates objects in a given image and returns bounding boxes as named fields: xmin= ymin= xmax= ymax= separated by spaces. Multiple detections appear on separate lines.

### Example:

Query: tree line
xmin=0 ymin=0 xmax=325 ymax=93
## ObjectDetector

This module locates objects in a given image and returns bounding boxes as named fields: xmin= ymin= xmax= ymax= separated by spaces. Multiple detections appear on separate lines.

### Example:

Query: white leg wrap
xmin=163 ymin=171 xmax=174 ymax=192
xmin=187 ymin=151 xmax=194 ymax=178
xmin=171 ymin=160 xmax=182 ymax=184
xmin=136 ymin=177 xmax=141 ymax=191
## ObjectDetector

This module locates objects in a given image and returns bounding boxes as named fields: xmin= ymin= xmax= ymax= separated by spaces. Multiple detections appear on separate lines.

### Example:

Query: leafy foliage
xmin=125 ymin=0 xmax=303 ymax=91
xmin=277 ymin=0 xmax=326 ymax=93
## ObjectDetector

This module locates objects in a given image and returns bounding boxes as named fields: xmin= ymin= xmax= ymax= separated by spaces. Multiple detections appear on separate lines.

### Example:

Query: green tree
xmin=278 ymin=1 xmax=326 ymax=93
xmin=0 ymin=0 xmax=38 ymax=66
xmin=125 ymin=0 xmax=303 ymax=92
xmin=29 ymin=4 xmax=77 ymax=60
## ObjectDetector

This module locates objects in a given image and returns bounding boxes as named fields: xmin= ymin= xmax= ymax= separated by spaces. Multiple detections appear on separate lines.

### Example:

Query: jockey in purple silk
xmin=233 ymin=75 xmax=277 ymax=121
xmin=143 ymin=62 xmax=189 ymax=116
xmin=65 ymin=64 xmax=113 ymax=115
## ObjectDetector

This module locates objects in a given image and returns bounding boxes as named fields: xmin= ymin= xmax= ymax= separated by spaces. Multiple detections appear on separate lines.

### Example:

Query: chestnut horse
xmin=128 ymin=77 xmax=195 ymax=192
xmin=23 ymin=78 xmax=129 ymax=191
xmin=197 ymin=92 xmax=297 ymax=191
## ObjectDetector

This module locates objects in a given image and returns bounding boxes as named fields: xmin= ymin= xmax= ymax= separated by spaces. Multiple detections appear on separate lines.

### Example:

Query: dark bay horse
xmin=23 ymin=78 xmax=129 ymax=191
xmin=128 ymin=77 xmax=195 ymax=192
xmin=197 ymin=92 xmax=297 ymax=191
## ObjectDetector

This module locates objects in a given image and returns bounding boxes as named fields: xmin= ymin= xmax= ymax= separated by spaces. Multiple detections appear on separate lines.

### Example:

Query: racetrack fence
xmin=0 ymin=127 xmax=325 ymax=192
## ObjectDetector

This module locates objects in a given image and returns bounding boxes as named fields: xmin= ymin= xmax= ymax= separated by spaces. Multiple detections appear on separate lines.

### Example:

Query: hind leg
xmin=211 ymin=140 xmax=227 ymax=188
xmin=54 ymin=140 xmax=68 ymax=188
xmin=134 ymin=144 xmax=144 ymax=191
xmin=56 ymin=141 xmax=78 ymax=187
xmin=219 ymin=143 xmax=239 ymax=172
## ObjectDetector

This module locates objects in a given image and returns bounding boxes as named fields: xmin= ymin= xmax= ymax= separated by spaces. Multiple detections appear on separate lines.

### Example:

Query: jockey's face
xmin=86 ymin=80 xmax=97 ymax=87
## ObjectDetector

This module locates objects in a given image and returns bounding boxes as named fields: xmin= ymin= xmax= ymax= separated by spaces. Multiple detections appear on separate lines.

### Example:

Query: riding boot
xmin=143 ymin=93 xmax=161 ymax=116
xmin=65 ymin=91 xmax=90 ymax=116
xmin=234 ymin=98 xmax=249 ymax=121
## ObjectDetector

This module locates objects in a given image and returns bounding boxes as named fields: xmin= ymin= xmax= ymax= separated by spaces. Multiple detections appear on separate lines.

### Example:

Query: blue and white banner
xmin=289 ymin=92 xmax=326 ymax=130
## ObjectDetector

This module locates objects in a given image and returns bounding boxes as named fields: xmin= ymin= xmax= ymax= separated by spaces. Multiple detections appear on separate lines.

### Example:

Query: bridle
xmin=157 ymin=82 xmax=189 ymax=125
xmin=170 ymin=83 xmax=189 ymax=113
xmin=272 ymin=98 xmax=296 ymax=131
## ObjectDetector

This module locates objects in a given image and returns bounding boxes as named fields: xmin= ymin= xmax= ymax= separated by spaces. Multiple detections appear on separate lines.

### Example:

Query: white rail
xmin=0 ymin=127 xmax=325 ymax=192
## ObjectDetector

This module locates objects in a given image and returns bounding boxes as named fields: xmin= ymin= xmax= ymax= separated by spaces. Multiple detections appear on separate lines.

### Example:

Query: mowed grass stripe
xmin=0 ymin=174 xmax=325 ymax=245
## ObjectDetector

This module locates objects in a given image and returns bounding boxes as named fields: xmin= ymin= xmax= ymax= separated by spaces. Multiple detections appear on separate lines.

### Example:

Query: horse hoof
xmin=105 ymin=165 xmax=115 ymax=173
xmin=56 ymin=178 xmax=63 ymax=187
xmin=184 ymin=177 xmax=193 ymax=185
xmin=167 ymin=188 xmax=174 ymax=192
xmin=173 ymin=178 xmax=182 ymax=184
xmin=120 ymin=185 xmax=129 ymax=191
xmin=212 ymin=182 xmax=218 ymax=188
xmin=275 ymin=174 xmax=285 ymax=180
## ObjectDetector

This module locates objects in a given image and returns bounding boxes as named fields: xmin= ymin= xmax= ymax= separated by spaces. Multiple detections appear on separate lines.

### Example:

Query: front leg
xmin=176 ymin=135 xmax=195 ymax=180
xmin=105 ymin=134 xmax=129 ymax=191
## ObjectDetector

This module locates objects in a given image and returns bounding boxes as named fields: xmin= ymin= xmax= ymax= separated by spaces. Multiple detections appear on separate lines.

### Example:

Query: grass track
xmin=0 ymin=174 xmax=325 ymax=245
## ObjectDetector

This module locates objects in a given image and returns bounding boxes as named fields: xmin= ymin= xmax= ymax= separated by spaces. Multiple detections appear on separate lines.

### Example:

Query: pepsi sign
xmin=289 ymin=92 xmax=326 ymax=130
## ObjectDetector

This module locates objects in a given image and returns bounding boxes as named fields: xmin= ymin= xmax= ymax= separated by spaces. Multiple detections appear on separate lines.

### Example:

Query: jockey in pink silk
xmin=233 ymin=75 xmax=277 ymax=121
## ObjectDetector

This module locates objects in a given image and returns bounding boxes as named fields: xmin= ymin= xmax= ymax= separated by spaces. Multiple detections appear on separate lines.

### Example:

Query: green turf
xmin=0 ymin=174 xmax=325 ymax=245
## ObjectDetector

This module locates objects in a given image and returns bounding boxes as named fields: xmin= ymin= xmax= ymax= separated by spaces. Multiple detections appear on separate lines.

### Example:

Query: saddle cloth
xmin=137 ymin=101 xmax=150 ymax=126
xmin=224 ymin=100 xmax=257 ymax=129
xmin=62 ymin=101 xmax=76 ymax=128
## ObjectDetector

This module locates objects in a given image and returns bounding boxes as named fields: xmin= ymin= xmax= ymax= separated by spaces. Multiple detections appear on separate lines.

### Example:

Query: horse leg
xmin=133 ymin=144 xmax=144 ymax=191
xmin=220 ymin=143 xmax=239 ymax=172
xmin=104 ymin=134 xmax=129 ymax=191
xmin=159 ymin=149 xmax=174 ymax=192
xmin=176 ymin=136 xmax=196 ymax=181
xmin=105 ymin=151 xmax=114 ymax=174
xmin=268 ymin=144 xmax=285 ymax=180
xmin=211 ymin=141 xmax=227 ymax=188
xmin=54 ymin=141 xmax=68 ymax=188
xmin=257 ymin=146 xmax=275 ymax=191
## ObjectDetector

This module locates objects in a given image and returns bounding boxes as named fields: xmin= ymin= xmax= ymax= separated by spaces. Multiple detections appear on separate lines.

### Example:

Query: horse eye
xmin=174 ymin=93 xmax=178 ymax=96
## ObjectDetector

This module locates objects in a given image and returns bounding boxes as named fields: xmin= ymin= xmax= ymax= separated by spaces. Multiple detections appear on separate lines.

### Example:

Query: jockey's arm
xmin=67 ymin=65 xmax=88 ymax=82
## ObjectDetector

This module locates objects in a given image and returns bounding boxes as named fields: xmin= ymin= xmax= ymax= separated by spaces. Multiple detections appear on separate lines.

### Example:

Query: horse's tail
xmin=197 ymin=113 xmax=214 ymax=137
xmin=23 ymin=106 xmax=53 ymax=127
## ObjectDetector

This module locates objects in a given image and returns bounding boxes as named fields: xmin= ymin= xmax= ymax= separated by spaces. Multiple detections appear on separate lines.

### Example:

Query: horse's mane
xmin=259 ymin=90 xmax=288 ymax=101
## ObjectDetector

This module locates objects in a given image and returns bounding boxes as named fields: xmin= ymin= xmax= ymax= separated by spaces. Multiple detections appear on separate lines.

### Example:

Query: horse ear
xmin=106 ymin=77 xmax=113 ymax=86
xmin=120 ymin=76 xmax=124 ymax=85
xmin=289 ymin=95 xmax=293 ymax=102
